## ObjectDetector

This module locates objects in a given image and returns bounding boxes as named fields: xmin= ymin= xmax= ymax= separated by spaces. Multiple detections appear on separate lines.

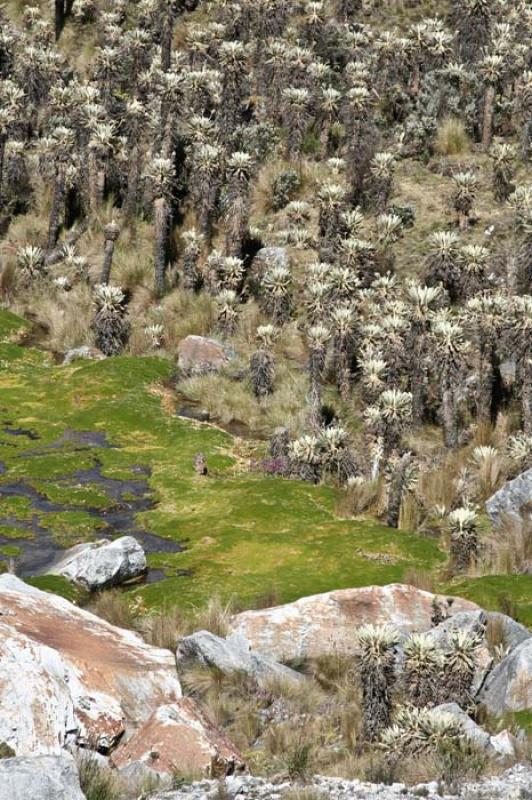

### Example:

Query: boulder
xmin=229 ymin=584 xmax=478 ymax=662
xmin=177 ymin=335 xmax=234 ymax=376
xmin=0 ymin=754 xmax=85 ymax=800
xmin=111 ymin=700 xmax=245 ymax=779
xmin=0 ymin=574 xmax=181 ymax=755
xmin=486 ymin=468 xmax=532 ymax=525
xmin=62 ymin=346 xmax=105 ymax=366
xmin=176 ymin=630 xmax=302 ymax=685
xmin=490 ymin=730 xmax=517 ymax=758
xmin=47 ymin=536 xmax=147 ymax=591
xmin=479 ymin=638 xmax=532 ymax=714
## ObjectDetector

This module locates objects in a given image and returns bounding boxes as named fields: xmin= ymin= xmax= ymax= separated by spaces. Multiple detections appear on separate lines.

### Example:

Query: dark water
xmin=0 ymin=435 xmax=182 ymax=580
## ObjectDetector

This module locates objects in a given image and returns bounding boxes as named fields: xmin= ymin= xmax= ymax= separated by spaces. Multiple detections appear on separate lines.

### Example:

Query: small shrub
xmin=435 ymin=118 xmax=470 ymax=156
xmin=78 ymin=757 xmax=118 ymax=800
xmin=271 ymin=170 xmax=301 ymax=211
xmin=192 ymin=595 xmax=233 ymax=637
xmin=0 ymin=742 xmax=15 ymax=759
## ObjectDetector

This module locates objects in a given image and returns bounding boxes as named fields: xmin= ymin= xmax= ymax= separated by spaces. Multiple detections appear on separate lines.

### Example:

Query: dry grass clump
xmin=480 ymin=515 xmax=532 ymax=575
xmin=178 ymin=362 xmax=308 ymax=435
xmin=88 ymin=589 xmax=139 ymax=630
xmin=435 ymin=118 xmax=471 ymax=156
xmin=336 ymin=478 xmax=381 ymax=518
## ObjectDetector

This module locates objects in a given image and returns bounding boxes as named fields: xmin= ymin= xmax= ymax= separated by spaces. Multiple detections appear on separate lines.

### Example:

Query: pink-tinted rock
xmin=230 ymin=584 xmax=478 ymax=661
xmin=0 ymin=575 xmax=181 ymax=755
xmin=111 ymin=699 xmax=245 ymax=778
xmin=177 ymin=335 xmax=233 ymax=375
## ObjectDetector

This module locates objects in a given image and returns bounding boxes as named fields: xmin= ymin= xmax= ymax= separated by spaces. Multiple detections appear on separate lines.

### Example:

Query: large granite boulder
xmin=176 ymin=631 xmax=302 ymax=685
xmin=0 ymin=754 xmax=85 ymax=800
xmin=229 ymin=584 xmax=478 ymax=662
xmin=177 ymin=335 xmax=234 ymax=376
xmin=47 ymin=536 xmax=147 ymax=591
xmin=486 ymin=468 xmax=532 ymax=525
xmin=111 ymin=700 xmax=245 ymax=779
xmin=0 ymin=574 xmax=181 ymax=755
xmin=479 ymin=638 xmax=532 ymax=714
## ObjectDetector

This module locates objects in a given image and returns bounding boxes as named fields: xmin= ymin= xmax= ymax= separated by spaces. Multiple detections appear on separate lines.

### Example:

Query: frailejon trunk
xmin=441 ymin=381 xmax=459 ymax=448
xmin=482 ymin=84 xmax=496 ymax=150
xmin=55 ymin=0 xmax=65 ymax=41
xmin=153 ymin=196 xmax=169 ymax=297
xmin=100 ymin=239 xmax=115 ymax=284
xmin=0 ymin=134 xmax=5 ymax=208
xmin=125 ymin=144 xmax=140 ymax=223
xmin=46 ymin=168 xmax=65 ymax=252
xmin=521 ymin=359 xmax=532 ymax=435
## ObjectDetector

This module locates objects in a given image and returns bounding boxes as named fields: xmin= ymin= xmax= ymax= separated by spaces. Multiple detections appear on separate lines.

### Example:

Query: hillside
xmin=0 ymin=0 xmax=531 ymax=797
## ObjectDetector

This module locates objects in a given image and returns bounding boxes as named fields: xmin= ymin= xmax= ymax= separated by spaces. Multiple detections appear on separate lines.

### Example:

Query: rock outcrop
xmin=486 ymin=468 xmax=532 ymax=525
xmin=177 ymin=335 xmax=234 ymax=376
xmin=176 ymin=631 xmax=302 ymax=685
xmin=0 ymin=754 xmax=85 ymax=800
xmin=230 ymin=584 xmax=478 ymax=661
xmin=111 ymin=700 xmax=245 ymax=780
xmin=0 ymin=574 xmax=181 ymax=755
xmin=479 ymin=637 xmax=532 ymax=714
xmin=47 ymin=536 xmax=147 ymax=590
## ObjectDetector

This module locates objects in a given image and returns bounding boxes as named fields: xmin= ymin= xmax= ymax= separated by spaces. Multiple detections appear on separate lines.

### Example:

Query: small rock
xmin=62 ymin=346 xmax=105 ymax=366
xmin=490 ymin=730 xmax=517 ymax=758
xmin=194 ymin=453 xmax=208 ymax=476
xmin=177 ymin=335 xmax=234 ymax=376
xmin=47 ymin=536 xmax=147 ymax=591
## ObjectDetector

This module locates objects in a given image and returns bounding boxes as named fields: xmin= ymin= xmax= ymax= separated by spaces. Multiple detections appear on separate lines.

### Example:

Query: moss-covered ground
xmin=0 ymin=309 xmax=439 ymax=608
xmin=0 ymin=308 xmax=530 ymax=620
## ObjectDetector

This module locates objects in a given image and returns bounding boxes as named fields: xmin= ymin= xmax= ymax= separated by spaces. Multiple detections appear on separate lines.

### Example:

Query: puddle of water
xmin=3 ymin=426 xmax=40 ymax=440
xmin=0 ymin=437 xmax=183 ymax=581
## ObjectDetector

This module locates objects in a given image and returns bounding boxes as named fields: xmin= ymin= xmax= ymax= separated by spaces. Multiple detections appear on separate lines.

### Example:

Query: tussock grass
xmin=435 ymin=118 xmax=471 ymax=157
xmin=78 ymin=755 xmax=119 ymax=800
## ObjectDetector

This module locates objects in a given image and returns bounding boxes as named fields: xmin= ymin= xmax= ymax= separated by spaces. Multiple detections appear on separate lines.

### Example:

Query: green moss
xmin=26 ymin=575 xmax=88 ymax=604
xmin=511 ymin=710 xmax=532 ymax=733
xmin=38 ymin=511 xmax=107 ymax=546
xmin=0 ymin=309 xmax=29 ymax=341
xmin=0 ymin=545 xmax=22 ymax=557
xmin=0 ymin=309 xmax=447 ymax=611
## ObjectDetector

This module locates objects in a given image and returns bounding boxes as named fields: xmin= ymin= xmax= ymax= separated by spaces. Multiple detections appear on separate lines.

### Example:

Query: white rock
xmin=47 ymin=535 xmax=147 ymax=590
xmin=490 ymin=730 xmax=517 ymax=758
xmin=176 ymin=630 xmax=302 ymax=685
xmin=0 ymin=754 xmax=85 ymax=800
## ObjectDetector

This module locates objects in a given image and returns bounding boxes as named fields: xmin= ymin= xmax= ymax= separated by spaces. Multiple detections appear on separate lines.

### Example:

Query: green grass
xmin=0 ymin=308 xmax=449 ymax=612
xmin=26 ymin=575 xmax=89 ymax=604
